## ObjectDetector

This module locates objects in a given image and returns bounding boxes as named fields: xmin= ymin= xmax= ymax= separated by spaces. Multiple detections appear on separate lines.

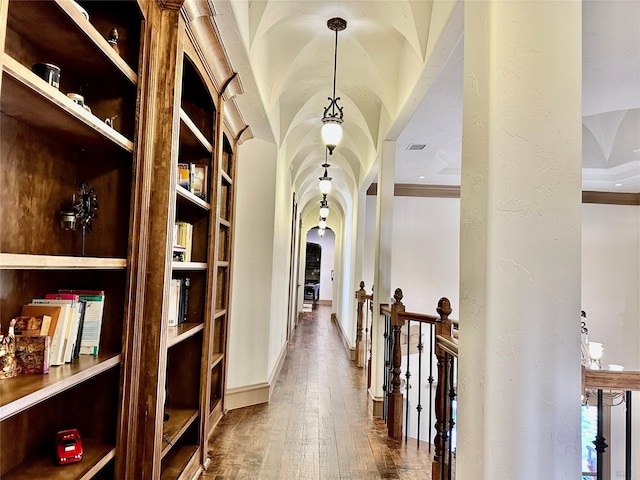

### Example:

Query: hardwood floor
xmin=201 ymin=304 xmax=433 ymax=479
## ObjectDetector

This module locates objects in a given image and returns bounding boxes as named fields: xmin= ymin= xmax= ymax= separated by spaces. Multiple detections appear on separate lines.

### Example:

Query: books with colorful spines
xmin=30 ymin=297 xmax=77 ymax=364
xmin=177 ymin=163 xmax=191 ymax=190
xmin=44 ymin=293 xmax=83 ymax=363
xmin=12 ymin=315 xmax=51 ymax=336
xmin=58 ymin=290 xmax=105 ymax=356
xmin=19 ymin=305 xmax=64 ymax=366
xmin=15 ymin=335 xmax=50 ymax=374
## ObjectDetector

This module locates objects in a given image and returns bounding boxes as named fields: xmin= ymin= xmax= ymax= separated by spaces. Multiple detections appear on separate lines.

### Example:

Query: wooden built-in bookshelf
xmin=1 ymin=1 xmax=248 ymax=477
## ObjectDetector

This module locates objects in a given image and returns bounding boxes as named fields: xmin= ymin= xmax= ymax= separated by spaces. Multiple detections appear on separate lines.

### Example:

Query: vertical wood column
xmin=118 ymin=1 xmax=183 ymax=478
xmin=370 ymin=140 xmax=396 ymax=415
xmin=387 ymin=289 xmax=405 ymax=440
xmin=457 ymin=1 xmax=582 ymax=479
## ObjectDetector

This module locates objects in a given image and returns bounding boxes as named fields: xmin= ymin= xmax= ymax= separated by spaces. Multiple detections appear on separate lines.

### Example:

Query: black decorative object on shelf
xmin=59 ymin=183 xmax=98 ymax=256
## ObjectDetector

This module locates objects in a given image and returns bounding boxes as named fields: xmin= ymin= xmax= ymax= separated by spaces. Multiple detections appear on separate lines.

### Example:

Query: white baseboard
xmin=225 ymin=339 xmax=289 ymax=411
xmin=332 ymin=313 xmax=356 ymax=360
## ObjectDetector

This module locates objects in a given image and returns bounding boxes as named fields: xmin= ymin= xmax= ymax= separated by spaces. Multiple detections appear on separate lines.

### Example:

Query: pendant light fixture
xmin=318 ymin=217 xmax=327 ymax=230
xmin=321 ymin=17 xmax=347 ymax=155
xmin=318 ymin=148 xmax=332 ymax=195
xmin=319 ymin=196 xmax=330 ymax=218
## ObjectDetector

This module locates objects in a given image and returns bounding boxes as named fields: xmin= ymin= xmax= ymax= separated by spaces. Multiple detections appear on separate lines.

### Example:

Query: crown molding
xmin=366 ymin=184 xmax=640 ymax=206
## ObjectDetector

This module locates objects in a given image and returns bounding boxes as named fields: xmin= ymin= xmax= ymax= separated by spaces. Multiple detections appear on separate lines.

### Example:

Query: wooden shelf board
xmin=167 ymin=323 xmax=204 ymax=348
xmin=220 ymin=170 xmax=232 ymax=184
xmin=0 ymin=352 xmax=121 ymax=421
xmin=211 ymin=353 xmax=224 ymax=369
xmin=7 ymin=0 xmax=137 ymax=84
xmin=0 ymin=253 xmax=126 ymax=270
xmin=1 ymin=56 xmax=134 ymax=152
xmin=217 ymin=261 xmax=229 ymax=268
xmin=1 ymin=438 xmax=115 ymax=480
xmin=214 ymin=309 xmax=227 ymax=319
xmin=161 ymin=408 xmax=199 ymax=458
xmin=180 ymin=109 xmax=213 ymax=153
xmin=161 ymin=444 xmax=201 ymax=480
xmin=172 ymin=261 xmax=208 ymax=271
xmin=219 ymin=218 xmax=231 ymax=228
xmin=176 ymin=185 xmax=211 ymax=211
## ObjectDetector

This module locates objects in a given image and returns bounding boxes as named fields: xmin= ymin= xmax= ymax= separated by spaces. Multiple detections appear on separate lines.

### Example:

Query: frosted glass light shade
xmin=318 ymin=218 xmax=327 ymax=229
xmin=321 ymin=121 xmax=342 ymax=153
xmin=318 ymin=228 xmax=325 ymax=237
xmin=319 ymin=178 xmax=332 ymax=195
xmin=320 ymin=205 xmax=329 ymax=218
xmin=588 ymin=342 xmax=604 ymax=360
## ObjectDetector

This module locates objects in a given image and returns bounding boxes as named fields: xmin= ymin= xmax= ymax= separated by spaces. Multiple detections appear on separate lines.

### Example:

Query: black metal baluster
xmin=404 ymin=320 xmax=411 ymax=442
xmin=594 ymin=389 xmax=608 ymax=480
xmin=428 ymin=324 xmax=434 ymax=453
xmin=626 ymin=390 xmax=631 ymax=480
xmin=416 ymin=322 xmax=424 ymax=447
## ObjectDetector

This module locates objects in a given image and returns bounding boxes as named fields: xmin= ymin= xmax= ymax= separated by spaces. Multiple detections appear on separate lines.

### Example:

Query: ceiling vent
xmin=406 ymin=143 xmax=427 ymax=151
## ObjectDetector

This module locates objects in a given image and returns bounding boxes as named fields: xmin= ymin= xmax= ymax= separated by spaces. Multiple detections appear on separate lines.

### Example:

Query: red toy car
xmin=56 ymin=429 xmax=83 ymax=465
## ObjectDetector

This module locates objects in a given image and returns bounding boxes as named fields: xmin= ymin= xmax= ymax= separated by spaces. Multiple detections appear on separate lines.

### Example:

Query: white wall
xmin=228 ymin=138 xmax=277 ymax=388
xmin=582 ymin=203 xmax=640 ymax=370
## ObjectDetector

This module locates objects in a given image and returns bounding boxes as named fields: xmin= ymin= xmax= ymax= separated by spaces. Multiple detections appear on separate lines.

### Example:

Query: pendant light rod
xmin=321 ymin=17 xmax=347 ymax=154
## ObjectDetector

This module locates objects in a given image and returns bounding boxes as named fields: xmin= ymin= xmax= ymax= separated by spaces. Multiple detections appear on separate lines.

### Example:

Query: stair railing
xmin=378 ymin=287 xmax=457 ymax=480
xmin=582 ymin=368 xmax=640 ymax=480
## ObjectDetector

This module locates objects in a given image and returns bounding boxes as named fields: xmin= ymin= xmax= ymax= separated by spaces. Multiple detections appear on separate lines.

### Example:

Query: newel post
xmin=355 ymin=281 xmax=367 ymax=368
xmin=432 ymin=297 xmax=453 ymax=480
xmin=387 ymin=288 xmax=406 ymax=440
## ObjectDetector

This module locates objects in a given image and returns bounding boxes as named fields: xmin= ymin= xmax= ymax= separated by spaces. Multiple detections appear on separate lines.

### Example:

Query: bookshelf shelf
xmin=176 ymin=185 xmax=211 ymax=211
xmin=167 ymin=323 xmax=205 ymax=348
xmin=180 ymin=108 xmax=213 ymax=153
xmin=221 ymin=170 xmax=232 ymax=184
xmin=0 ymin=253 xmax=127 ymax=270
xmin=1 ymin=438 xmax=115 ymax=480
xmin=172 ymin=261 xmax=208 ymax=271
xmin=161 ymin=444 xmax=200 ymax=480
xmin=0 ymin=352 xmax=121 ymax=421
xmin=6 ymin=0 xmax=138 ymax=84
xmin=161 ymin=407 xmax=199 ymax=458
xmin=1 ymin=56 xmax=134 ymax=152
xmin=211 ymin=353 xmax=224 ymax=369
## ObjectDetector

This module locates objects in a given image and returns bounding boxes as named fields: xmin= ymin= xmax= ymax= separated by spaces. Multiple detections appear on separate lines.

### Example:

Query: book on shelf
xmin=58 ymin=290 xmax=105 ymax=356
xmin=168 ymin=278 xmax=182 ymax=327
xmin=12 ymin=314 xmax=51 ymax=336
xmin=180 ymin=277 xmax=190 ymax=324
xmin=15 ymin=335 xmax=50 ymax=374
xmin=20 ymin=304 xmax=64 ymax=366
xmin=44 ymin=293 xmax=86 ymax=363
xmin=174 ymin=221 xmax=193 ymax=262
xmin=191 ymin=164 xmax=208 ymax=201
xmin=31 ymin=296 xmax=80 ymax=365
xmin=177 ymin=163 xmax=191 ymax=190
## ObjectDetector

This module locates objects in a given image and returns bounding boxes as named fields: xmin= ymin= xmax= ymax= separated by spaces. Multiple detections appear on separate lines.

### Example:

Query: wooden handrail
xmin=583 ymin=367 xmax=640 ymax=391
xmin=435 ymin=334 xmax=458 ymax=358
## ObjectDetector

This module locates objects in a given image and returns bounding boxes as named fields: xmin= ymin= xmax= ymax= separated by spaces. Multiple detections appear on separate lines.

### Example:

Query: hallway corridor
xmin=201 ymin=304 xmax=432 ymax=479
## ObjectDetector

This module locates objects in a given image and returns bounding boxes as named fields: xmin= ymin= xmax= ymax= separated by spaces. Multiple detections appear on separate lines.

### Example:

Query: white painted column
xmin=457 ymin=2 xmax=582 ymax=478
xmin=370 ymin=140 xmax=396 ymax=413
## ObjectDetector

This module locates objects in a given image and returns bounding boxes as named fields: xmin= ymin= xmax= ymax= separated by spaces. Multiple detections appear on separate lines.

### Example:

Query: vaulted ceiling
xmin=213 ymin=0 xmax=640 ymax=222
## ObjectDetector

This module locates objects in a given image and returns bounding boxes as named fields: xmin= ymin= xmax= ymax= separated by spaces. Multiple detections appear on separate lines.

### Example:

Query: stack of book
xmin=173 ymin=221 xmax=193 ymax=262
xmin=177 ymin=163 xmax=208 ymax=201
xmin=15 ymin=290 xmax=105 ymax=368
xmin=168 ymin=277 xmax=190 ymax=327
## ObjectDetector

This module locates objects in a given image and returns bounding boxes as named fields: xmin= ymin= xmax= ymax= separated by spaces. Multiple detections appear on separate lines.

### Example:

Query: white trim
xmin=332 ymin=313 xmax=356 ymax=360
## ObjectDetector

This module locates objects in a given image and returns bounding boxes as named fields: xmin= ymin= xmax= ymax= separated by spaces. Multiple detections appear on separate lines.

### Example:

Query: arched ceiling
xmin=212 ymin=0 xmax=640 ymax=214
xmin=211 ymin=0 xmax=463 ymax=217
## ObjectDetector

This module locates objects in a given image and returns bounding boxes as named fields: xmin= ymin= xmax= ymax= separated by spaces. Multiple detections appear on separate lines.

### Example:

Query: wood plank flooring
xmin=201 ymin=305 xmax=433 ymax=479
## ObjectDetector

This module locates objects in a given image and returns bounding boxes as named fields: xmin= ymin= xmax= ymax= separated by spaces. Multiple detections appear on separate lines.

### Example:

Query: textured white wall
xmin=228 ymin=139 xmax=277 ymax=388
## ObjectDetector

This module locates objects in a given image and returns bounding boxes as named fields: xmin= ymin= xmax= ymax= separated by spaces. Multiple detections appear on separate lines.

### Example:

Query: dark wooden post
xmin=355 ymin=281 xmax=367 ymax=367
xmin=387 ymin=288 xmax=406 ymax=440
xmin=432 ymin=297 xmax=453 ymax=480
xmin=367 ymin=285 xmax=374 ymax=389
